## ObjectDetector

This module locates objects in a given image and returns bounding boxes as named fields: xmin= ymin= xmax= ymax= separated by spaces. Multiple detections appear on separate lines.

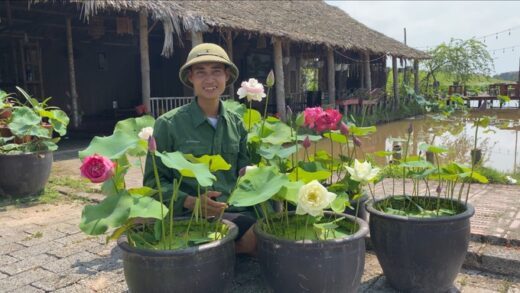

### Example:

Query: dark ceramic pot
xmin=0 ymin=151 xmax=53 ymax=198
xmin=254 ymin=211 xmax=368 ymax=293
xmin=366 ymin=196 xmax=475 ymax=293
xmin=118 ymin=219 xmax=238 ymax=293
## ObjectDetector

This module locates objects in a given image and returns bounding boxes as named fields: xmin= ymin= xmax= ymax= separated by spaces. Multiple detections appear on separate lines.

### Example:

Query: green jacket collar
xmin=189 ymin=98 xmax=228 ymax=128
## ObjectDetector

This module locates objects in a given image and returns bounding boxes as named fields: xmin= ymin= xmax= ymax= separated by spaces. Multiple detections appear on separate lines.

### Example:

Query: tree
xmin=422 ymin=38 xmax=494 ymax=93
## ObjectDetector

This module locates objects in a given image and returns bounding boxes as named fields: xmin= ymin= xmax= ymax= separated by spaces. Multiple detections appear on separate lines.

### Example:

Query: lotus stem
xmin=151 ymin=153 xmax=166 ymax=248
xmin=260 ymin=87 xmax=271 ymax=136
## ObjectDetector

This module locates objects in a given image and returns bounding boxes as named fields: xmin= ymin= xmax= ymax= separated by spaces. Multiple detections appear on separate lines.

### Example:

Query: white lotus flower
xmin=506 ymin=176 xmax=517 ymax=185
xmin=344 ymin=159 xmax=380 ymax=183
xmin=295 ymin=180 xmax=337 ymax=217
xmin=237 ymin=78 xmax=266 ymax=102
xmin=138 ymin=127 xmax=154 ymax=140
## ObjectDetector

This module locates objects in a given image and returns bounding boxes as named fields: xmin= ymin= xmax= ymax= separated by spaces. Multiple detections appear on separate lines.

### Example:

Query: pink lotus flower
xmin=80 ymin=154 xmax=115 ymax=183
xmin=303 ymin=107 xmax=324 ymax=129
xmin=237 ymin=78 xmax=266 ymax=102
xmin=315 ymin=108 xmax=342 ymax=132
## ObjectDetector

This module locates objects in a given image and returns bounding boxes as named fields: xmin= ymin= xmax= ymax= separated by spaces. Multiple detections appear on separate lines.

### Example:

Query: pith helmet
xmin=179 ymin=43 xmax=239 ymax=88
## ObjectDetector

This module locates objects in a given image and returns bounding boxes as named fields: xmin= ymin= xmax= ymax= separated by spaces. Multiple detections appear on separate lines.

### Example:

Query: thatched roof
xmin=42 ymin=0 xmax=429 ymax=59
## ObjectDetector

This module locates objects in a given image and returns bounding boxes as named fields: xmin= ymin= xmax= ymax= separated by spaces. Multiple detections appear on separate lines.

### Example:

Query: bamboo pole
xmin=392 ymin=56 xmax=398 ymax=110
xmin=66 ymin=17 xmax=80 ymax=128
xmin=327 ymin=47 xmax=335 ymax=107
xmin=364 ymin=51 xmax=372 ymax=92
xmin=139 ymin=10 xmax=151 ymax=113
xmin=225 ymin=31 xmax=235 ymax=98
xmin=273 ymin=37 xmax=286 ymax=120
xmin=414 ymin=59 xmax=420 ymax=94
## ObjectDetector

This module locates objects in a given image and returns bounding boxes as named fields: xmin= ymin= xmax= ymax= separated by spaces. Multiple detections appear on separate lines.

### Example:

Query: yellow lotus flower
xmin=295 ymin=180 xmax=337 ymax=217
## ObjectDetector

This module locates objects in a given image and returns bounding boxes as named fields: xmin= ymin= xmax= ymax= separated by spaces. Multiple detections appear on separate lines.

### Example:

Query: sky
xmin=326 ymin=1 xmax=520 ymax=75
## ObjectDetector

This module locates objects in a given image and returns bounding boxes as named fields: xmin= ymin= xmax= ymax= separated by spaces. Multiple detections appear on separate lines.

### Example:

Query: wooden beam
xmin=225 ymin=30 xmax=235 ymax=98
xmin=327 ymin=47 xmax=335 ymax=107
xmin=66 ymin=17 xmax=80 ymax=128
xmin=414 ymin=59 xmax=420 ymax=94
xmin=139 ymin=10 xmax=151 ymax=113
xmin=392 ymin=56 xmax=398 ymax=110
xmin=364 ymin=51 xmax=372 ymax=92
xmin=191 ymin=31 xmax=203 ymax=47
xmin=273 ymin=37 xmax=286 ymax=120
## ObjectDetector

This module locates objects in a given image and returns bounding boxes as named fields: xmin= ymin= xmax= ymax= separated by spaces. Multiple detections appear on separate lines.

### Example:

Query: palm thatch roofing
xmin=38 ymin=0 xmax=429 ymax=59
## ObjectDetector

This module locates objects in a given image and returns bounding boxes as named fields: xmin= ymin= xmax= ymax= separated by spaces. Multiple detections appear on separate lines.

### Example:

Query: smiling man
xmin=143 ymin=43 xmax=256 ymax=255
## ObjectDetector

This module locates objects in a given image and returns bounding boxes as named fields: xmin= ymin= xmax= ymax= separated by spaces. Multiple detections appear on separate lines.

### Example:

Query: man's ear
xmin=187 ymin=69 xmax=194 ymax=84
xmin=225 ymin=67 xmax=231 ymax=82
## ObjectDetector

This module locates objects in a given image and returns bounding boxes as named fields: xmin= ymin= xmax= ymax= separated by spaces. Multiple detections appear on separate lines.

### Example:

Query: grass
xmin=0 ymin=175 xmax=96 ymax=208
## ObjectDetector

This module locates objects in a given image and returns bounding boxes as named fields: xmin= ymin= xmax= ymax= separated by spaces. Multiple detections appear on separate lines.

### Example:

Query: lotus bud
xmin=407 ymin=123 xmax=413 ymax=134
xmin=148 ymin=136 xmax=157 ymax=153
xmin=266 ymin=70 xmax=275 ymax=87
xmin=436 ymin=185 xmax=442 ymax=194
xmin=340 ymin=122 xmax=350 ymax=136
xmin=353 ymin=136 xmax=362 ymax=147
xmin=303 ymin=136 xmax=311 ymax=149
xmin=238 ymin=166 xmax=247 ymax=177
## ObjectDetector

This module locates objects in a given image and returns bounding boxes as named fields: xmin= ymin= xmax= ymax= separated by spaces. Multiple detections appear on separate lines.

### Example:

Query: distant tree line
xmin=493 ymin=71 xmax=519 ymax=82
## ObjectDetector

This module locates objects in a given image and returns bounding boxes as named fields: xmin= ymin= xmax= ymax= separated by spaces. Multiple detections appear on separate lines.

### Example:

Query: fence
xmin=150 ymin=95 xmax=230 ymax=117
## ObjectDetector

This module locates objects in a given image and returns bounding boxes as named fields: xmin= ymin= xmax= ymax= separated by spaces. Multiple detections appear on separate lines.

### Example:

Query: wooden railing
xmin=150 ymin=95 xmax=230 ymax=117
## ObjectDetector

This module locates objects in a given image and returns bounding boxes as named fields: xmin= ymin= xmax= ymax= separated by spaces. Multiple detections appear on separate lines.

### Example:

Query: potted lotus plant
xmin=226 ymin=73 xmax=379 ymax=292
xmin=0 ymin=87 xmax=69 ymax=198
xmin=366 ymin=122 xmax=488 ymax=292
xmin=78 ymin=115 xmax=238 ymax=293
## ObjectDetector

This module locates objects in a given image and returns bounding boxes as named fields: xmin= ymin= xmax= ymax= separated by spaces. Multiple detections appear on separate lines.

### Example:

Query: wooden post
xmin=273 ymin=37 xmax=286 ymax=119
xmin=414 ymin=59 xmax=420 ymax=94
xmin=5 ymin=0 xmax=19 ymax=84
xmin=364 ymin=51 xmax=372 ymax=92
xmin=327 ymin=47 xmax=335 ymax=107
xmin=225 ymin=31 xmax=235 ymax=98
xmin=392 ymin=56 xmax=398 ymax=110
xmin=139 ymin=10 xmax=151 ymax=113
xmin=66 ymin=17 xmax=80 ymax=128
xmin=191 ymin=31 xmax=203 ymax=47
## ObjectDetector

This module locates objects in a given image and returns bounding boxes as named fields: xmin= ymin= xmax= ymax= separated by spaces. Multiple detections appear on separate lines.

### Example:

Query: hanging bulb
xmin=496 ymin=33 xmax=498 ymax=39
xmin=509 ymin=30 xmax=511 ymax=36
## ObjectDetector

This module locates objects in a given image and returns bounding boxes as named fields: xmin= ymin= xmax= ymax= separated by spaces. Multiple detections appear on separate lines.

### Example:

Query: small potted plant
xmin=78 ymin=115 xmax=238 ymax=293
xmin=365 ymin=122 xmax=488 ymax=292
xmin=0 ymin=87 xmax=69 ymax=198
xmin=227 ymin=74 xmax=379 ymax=292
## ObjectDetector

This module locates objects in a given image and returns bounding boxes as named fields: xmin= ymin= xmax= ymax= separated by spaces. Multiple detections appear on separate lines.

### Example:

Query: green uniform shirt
xmin=143 ymin=98 xmax=250 ymax=215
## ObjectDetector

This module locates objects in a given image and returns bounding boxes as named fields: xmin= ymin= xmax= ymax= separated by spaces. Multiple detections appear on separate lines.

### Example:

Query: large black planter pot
xmin=0 ymin=151 xmax=53 ymax=198
xmin=254 ymin=212 xmax=369 ymax=293
xmin=366 ymin=197 xmax=475 ymax=293
xmin=117 ymin=219 xmax=238 ymax=293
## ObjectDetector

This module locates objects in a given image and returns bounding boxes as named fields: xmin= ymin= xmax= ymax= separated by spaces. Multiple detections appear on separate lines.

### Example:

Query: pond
xmin=356 ymin=108 xmax=520 ymax=173
xmin=302 ymin=108 xmax=520 ymax=174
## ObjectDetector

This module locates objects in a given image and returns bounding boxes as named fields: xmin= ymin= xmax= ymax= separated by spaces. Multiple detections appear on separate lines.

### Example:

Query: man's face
xmin=188 ymin=62 xmax=230 ymax=101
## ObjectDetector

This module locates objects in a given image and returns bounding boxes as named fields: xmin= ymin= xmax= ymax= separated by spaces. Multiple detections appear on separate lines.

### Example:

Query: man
xmin=143 ymin=43 xmax=256 ymax=255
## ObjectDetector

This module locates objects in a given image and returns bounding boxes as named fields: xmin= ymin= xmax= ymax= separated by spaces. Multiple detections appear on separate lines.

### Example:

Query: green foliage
xmin=228 ymin=166 xmax=290 ymax=207
xmin=424 ymin=38 xmax=494 ymax=86
xmin=0 ymin=87 xmax=70 ymax=154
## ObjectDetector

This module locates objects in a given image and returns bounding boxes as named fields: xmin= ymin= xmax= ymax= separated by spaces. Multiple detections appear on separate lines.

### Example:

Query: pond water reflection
xmin=306 ymin=109 xmax=520 ymax=173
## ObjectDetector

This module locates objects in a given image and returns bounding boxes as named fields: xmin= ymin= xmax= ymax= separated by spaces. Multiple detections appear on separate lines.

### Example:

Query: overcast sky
xmin=326 ymin=1 xmax=520 ymax=75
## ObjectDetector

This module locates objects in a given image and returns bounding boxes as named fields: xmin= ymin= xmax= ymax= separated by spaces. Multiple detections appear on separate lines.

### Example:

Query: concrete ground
xmin=0 ymin=151 xmax=519 ymax=292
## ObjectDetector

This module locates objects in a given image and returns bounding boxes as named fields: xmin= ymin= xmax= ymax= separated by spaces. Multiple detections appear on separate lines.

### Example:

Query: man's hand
xmin=183 ymin=191 xmax=228 ymax=217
